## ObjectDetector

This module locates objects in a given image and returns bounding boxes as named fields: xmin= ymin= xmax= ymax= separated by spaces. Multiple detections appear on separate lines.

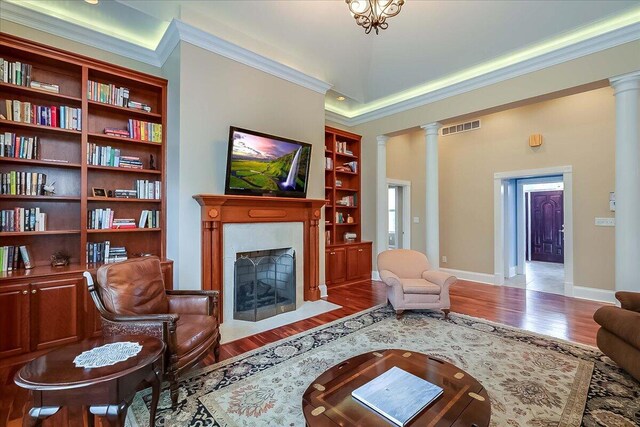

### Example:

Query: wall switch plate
xmin=413 ymin=217 xmax=420 ymax=223
xmin=441 ymin=256 xmax=447 ymax=263
xmin=595 ymin=217 xmax=615 ymax=227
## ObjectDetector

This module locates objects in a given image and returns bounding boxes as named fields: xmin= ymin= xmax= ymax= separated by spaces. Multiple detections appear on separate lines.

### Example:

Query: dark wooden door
xmin=31 ymin=277 xmax=84 ymax=351
xmin=0 ymin=283 xmax=30 ymax=358
xmin=531 ymin=190 xmax=564 ymax=263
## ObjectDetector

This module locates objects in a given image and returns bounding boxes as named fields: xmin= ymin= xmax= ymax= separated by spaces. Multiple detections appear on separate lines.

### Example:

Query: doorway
xmin=494 ymin=166 xmax=573 ymax=296
xmin=387 ymin=179 xmax=411 ymax=249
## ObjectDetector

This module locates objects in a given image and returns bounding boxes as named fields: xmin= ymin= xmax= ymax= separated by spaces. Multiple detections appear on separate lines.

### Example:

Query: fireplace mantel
xmin=193 ymin=194 xmax=325 ymax=321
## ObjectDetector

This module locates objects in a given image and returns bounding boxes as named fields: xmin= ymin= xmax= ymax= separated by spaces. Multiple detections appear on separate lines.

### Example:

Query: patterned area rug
xmin=128 ymin=305 xmax=640 ymax=427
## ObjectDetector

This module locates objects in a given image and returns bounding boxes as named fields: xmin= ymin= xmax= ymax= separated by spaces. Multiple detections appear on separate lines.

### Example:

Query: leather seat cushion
xmin=176 ymin=314 xmax=219 ymax=356
xmin=401 ymin=278 xmax=441 ymax=295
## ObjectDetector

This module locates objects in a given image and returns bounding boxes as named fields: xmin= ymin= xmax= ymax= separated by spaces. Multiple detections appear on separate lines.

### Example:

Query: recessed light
xmin=337 ymin=96 xmax=346 ymax=101
xmin=84 ymin=0 xmax=99 ymax=4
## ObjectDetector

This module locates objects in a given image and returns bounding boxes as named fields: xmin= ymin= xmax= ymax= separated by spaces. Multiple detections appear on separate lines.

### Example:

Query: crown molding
xmin=0 ymin=1 xmax=161 ymax=66
xmin=324 ymin=109 xmax=352 ymax=127
xmin=328 ymin=20 xmax=640 ymax=127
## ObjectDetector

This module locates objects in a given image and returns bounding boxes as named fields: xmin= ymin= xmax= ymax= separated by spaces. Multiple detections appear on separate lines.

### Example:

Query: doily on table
xmin=73 ymin=342 xmax=143 ymax=368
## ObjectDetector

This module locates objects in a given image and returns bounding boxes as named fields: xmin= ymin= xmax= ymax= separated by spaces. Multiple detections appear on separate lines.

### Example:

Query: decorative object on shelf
xmin=347 ymin=214 xmax=354 ymax=224
xmin=72 ymin=341 xmax=142 ymax=368
xmin=107 ymin=190 xmax=113 ymax=198
xmin=150 ymin=154 xmax=156 ymax=170
xmin=345 ymin=0 xmax=405 ymax=34
xmin=50 ymin=250 xmax=70 ymax=267
xmin=344 ymin=232 xmax=357 ymax=243
xmin=43 ymin=181 xmax=55 ymax=196
xmin=92 ymin=188 xmax=107 ymax=198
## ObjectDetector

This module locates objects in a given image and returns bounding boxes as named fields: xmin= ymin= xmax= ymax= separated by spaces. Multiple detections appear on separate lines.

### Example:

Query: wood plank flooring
xmin=0 ymin=280 xmax=608 ymax=426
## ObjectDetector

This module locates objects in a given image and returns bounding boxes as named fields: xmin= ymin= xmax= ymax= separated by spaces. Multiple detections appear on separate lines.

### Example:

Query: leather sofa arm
xmin=616 ymin=291 xmax=640 ymax=312
xmin=379 ymin=270 xmax=402 ymax=287
xmin=594 ymin=305 xmax=640 ymax=349
xmin=166 ymin=290 xmax=219 ymax=317
xmin=422 ymin=270 xmax=457 ymax=288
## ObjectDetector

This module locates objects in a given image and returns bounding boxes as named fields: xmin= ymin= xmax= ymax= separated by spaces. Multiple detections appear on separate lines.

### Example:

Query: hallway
xmin=505 ymin=261 xmax=565 ymax=295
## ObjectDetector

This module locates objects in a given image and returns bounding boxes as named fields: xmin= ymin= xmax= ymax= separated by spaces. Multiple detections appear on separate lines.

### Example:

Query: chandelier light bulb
xmin=345 ymin=0 xmax=405 ymax=34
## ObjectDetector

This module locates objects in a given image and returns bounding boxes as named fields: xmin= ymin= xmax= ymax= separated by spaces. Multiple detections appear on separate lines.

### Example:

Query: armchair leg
xmin=213 ymin=335 xmax=221 ymax=363
xmin=442 ymin=309 xmax=450 ymax=319
xmin=395 ymin=310 xmax=404 ymax=320
xmin=169 ymin=372 xmax=179 ymax=409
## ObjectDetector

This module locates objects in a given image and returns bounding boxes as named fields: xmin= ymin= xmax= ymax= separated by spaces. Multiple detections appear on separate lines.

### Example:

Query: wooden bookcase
xmin=0 ymin=33 xmax=172 ymax=360
xmin=324 ymin=126 xmax=372 ymax=287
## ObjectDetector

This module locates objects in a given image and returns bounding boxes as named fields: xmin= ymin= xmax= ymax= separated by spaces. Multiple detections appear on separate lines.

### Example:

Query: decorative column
xmin=421 ymin=123 xmax=441 ymax=268
xmin=610 ymin=72 xmax=640 ymax=293
xmin=376 ymin=135 xmax=389 ymax=257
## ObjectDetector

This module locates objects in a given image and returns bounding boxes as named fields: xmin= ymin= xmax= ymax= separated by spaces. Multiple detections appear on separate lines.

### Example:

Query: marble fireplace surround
xmin=193 ymin=194 xmax=325 ymax=322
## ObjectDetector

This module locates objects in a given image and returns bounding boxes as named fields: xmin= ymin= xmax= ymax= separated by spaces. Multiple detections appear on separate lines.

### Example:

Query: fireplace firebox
xmin=234 ymin=248 xmax=296 ymax=322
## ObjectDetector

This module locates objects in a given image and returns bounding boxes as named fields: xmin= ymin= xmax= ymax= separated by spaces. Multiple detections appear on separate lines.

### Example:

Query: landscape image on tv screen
xmin=227 ymin=129 xmax=311 ymax=193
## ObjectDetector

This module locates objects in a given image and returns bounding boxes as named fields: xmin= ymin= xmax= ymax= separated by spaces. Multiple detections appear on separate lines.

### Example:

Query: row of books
xmin=128 ymin=119 xmax=162 ymax=143
xmin=86 ymin=241 xmax=127 ymax=264
xmin=325 ymin=157 xmax=333 ymax=170
xmin=0 ymin=171 xmax=46 ymax=196
xmin=335 ymin=212 xmax=354 ymax=224
xmin=87 ymin=80 xmax=130 ymax=108
xmin=336 ymin=195 xmax=357 ymax=207
xmin=0 ymin=59 xmax=32 ymax=87
xmin=87 ymin=208 xmax=159 ymax=229
xmin=0 ymin=133 xmax=39 ymax=159
xmin=1 ymin=100 xmax=82 ymax=130
xmin=336 ymin=161 xmax=358 ymax=173
xmin=0 ymin=245 xmax=33 ymax=271
xmin=87 ymin=143 xmax=143 ymax=168
xmin=336 ymin=141 xmax=354 ymax=155
xmin=134 ymin=179 xmax=161 ymax=199
xmin=0 ymin=207 xmax=47 ymax=232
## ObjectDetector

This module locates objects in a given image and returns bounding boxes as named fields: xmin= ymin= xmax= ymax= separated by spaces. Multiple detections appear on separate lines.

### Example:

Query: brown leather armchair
xmin=593 ymin=291 xmax=640 ymax=381
xmin=84 ymin=256 xmax=221 ymax=407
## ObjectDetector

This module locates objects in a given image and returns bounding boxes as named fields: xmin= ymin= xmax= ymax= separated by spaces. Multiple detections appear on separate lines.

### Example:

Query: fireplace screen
xmin=234 ymin=248 xmax=296 ymax=322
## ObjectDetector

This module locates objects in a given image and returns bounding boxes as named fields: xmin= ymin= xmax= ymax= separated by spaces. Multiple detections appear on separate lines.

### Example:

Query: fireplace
xmin=234 ymin=248 xmax=296 ymax=321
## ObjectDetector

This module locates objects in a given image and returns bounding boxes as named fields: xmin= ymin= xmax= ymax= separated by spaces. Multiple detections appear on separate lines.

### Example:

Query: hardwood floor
xmin=0 ymin=280 xmax=607 ymax=426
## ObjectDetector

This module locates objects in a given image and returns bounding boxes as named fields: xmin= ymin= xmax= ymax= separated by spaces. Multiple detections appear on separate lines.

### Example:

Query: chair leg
xmin=169 ymin=372 xmax=179 ymax=409
xmin=395 ymin=310 xmax=404 ymax=319
xmin=442 ymin=309 xmax=450 ymax=319
xmin=214 ymin=335 xmax=221 ymax=363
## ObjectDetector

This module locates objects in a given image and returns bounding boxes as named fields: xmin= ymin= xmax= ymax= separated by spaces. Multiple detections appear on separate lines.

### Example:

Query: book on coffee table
xmin=351 ymin=366 xmax=444 ymax=426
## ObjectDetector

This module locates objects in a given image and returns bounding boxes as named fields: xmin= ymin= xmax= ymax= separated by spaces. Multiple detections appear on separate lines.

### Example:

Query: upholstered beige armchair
xmin=377 ymin=249 xmax=457 ymax=318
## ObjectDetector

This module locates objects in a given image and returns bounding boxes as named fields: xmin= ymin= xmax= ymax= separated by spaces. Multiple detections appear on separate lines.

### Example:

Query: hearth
xmin=234 ymin=248 xmax=296 ymax=322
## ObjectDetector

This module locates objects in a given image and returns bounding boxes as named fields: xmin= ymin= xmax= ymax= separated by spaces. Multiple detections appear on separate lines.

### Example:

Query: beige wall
xmin=169 ymin=42 xmax=327 ymax=289
xmin=386 ymin=131 xmax=426 ymax=254
xmin=440 ymin=87 xmax=615 ymax=290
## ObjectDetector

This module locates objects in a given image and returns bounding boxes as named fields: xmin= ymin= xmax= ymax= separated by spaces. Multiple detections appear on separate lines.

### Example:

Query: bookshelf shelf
xmin=0 ymin=195 xmax=81 ymax=201
xmin=335 ymin=152 xmax=357 ymax=159
xmin=87 ymin=197 xmax=161 ymax=203
xmin=0 ymin=119 xmax=82 ymax=135
xmin=0 ymin=82 xmax=83 ymax=103
xmin=335 ymin=222 xmax=359 ymax=226
xmin=87 ymin=132 xmax=161 ymax=146
xmin=87 ymin=165 xmax=162 ymax=175
xmin=86 ymin=228 xmax=161 ymax=234
xmin=88 ymin=100 xmax=162 ymax=119
xmin=0 ymin=230 xmax=81 ymax=237
xmin=0 ymin=157 xmax=81 ymax=168
xmin=336 ymin=170 xmax=357 ymax=175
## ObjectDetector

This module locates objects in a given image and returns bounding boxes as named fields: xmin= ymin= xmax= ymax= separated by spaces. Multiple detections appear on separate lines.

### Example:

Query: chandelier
xmin=346 ymin=0 xmax=405 ymax=35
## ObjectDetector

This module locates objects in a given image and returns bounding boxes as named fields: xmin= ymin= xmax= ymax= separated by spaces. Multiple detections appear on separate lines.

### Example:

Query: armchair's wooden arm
xmin=102 ymin=312 xmax=180 ymax=323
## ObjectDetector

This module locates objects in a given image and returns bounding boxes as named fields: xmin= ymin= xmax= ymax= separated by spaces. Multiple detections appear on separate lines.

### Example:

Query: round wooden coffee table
xmin=302 ymin=349 xmax=491 ymax=426
xmin=15 ymin=335 xmax=164 ymax=427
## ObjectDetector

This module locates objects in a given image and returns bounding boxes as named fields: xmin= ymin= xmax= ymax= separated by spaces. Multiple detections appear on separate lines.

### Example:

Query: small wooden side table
xmin=14 ymin=335 xmax=164 ymax=427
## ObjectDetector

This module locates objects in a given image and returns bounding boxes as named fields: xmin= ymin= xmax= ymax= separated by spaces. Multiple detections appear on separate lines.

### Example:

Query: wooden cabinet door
xmin=357 ymin=244 xmax=372 ymax=279
xmin=30 ymin=277 xmax=84 ymax=351
xmin=327 ymin=248 xmax=347 ymax=285
xmin=346 ymin=247 xmax=360 ymax=281
xmin=0 ymin=283 xmax=30 ymax=358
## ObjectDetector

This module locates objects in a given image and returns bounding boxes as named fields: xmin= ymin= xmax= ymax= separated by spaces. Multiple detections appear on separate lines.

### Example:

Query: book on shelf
xmin=1 ymin=207 xmax=46 ymax=232
xmin=138 ymin=210 xmax=160 ymax=228
xmin=0 ymin=245 xmax=33 ymax=272
xmin=0 ymin=133 xmax=39 ymax=159
xmin=336 ymin=161 xmax=358 ymax=173
xmin=103 ymin=128 xmax=130 ymax=138
xmin=325 ymin=157 xmax=333 ymax=170
xmin=127 ymin=119 xmax=162 ymax=143
xmin=88 ymin=143 xmax=143 ymax=168
xmin=29 ymin=80 xmax=60 ymax=94
xmin=336 ymin=194 xmax=357 ymax=207
xmin=0 ymin=99 xmax=81 ymax=130
xmin=111 ymin=218 xmax=137 ymax=229
xmin=0 ymin=171 xmax=46 ymax=195
xmin=0 ymin=59 xmax=32 ymax=87
xmin=114 ymin=189 xmax=138 ymax=199
xmin=86 ymin=240 xmax=128 ymax=264
xmin=88 ymin=80 xmax=130 ymax=108
xmin=335 ymin=140 xmax=353 ymax=155
xmin=135 ymin=179 xmax=161 ymax=199
xmin=88 ymin=208 xmax=114 ymax=230
xmin=127 ymin=100 xmax=152 ymax=112
xmin=351 ymin=366 xmax=444 ymax=426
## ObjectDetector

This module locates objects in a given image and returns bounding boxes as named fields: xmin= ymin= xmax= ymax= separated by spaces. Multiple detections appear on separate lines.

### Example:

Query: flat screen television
xmin=224 ymin=127 xmax=312 ymax=198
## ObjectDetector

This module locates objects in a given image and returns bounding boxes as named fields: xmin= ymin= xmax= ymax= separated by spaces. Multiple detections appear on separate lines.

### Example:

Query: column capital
xmin=610 ymin=71 xmax=640 ymax=95
xmin=376 ymin=135 xmax=389 ymax=146
xmin=420 ymin=122 xmax=442 ymax=136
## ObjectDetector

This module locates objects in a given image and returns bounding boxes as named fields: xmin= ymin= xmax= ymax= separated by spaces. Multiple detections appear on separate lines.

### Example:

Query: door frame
xmin=494 ymin=166 xmax=573 ymax=295
xmin=387 ymin=179 xmax=412 ymax=249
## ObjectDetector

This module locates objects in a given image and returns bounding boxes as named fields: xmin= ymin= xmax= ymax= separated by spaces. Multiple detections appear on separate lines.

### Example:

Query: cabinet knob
xmin=358 ymin=249 xmax=363 ymax=252
xmin=22 ymin=290 xmax=28 ymax=295
xmin=31 ymin=289 xmax=37 ymax=294
xmin=330 ymin=252 xmax=335 ymax=255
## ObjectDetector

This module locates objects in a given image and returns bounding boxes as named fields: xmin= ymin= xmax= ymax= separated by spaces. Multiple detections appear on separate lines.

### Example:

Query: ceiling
xmin=3 ymin=0 xmax=640 ymax=121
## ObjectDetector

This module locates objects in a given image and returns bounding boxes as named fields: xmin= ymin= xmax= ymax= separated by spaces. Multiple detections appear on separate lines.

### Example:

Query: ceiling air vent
xmin=440 ymin=119 xmax=481 ymax=136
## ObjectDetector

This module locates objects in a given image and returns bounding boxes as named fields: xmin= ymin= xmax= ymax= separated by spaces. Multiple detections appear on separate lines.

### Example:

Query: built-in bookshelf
xmin=324 ymin=126 xmax=362 ymax=245
xmin=0 ymin=33 xmax=167 ymax=277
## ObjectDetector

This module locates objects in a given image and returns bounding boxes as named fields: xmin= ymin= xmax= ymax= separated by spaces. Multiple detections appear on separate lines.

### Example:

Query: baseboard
xmin=572 ymin=285 xmax=617 ymax=304
xmin=440 ymin=268 xmax=496 ymax=285
xmin=319 ymin=284 xmax=328 ymax=298
xmin=507 ymin=266 xmax=517 ymax=278
xmin=371 ymin=271 xmax=381 ymax=281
